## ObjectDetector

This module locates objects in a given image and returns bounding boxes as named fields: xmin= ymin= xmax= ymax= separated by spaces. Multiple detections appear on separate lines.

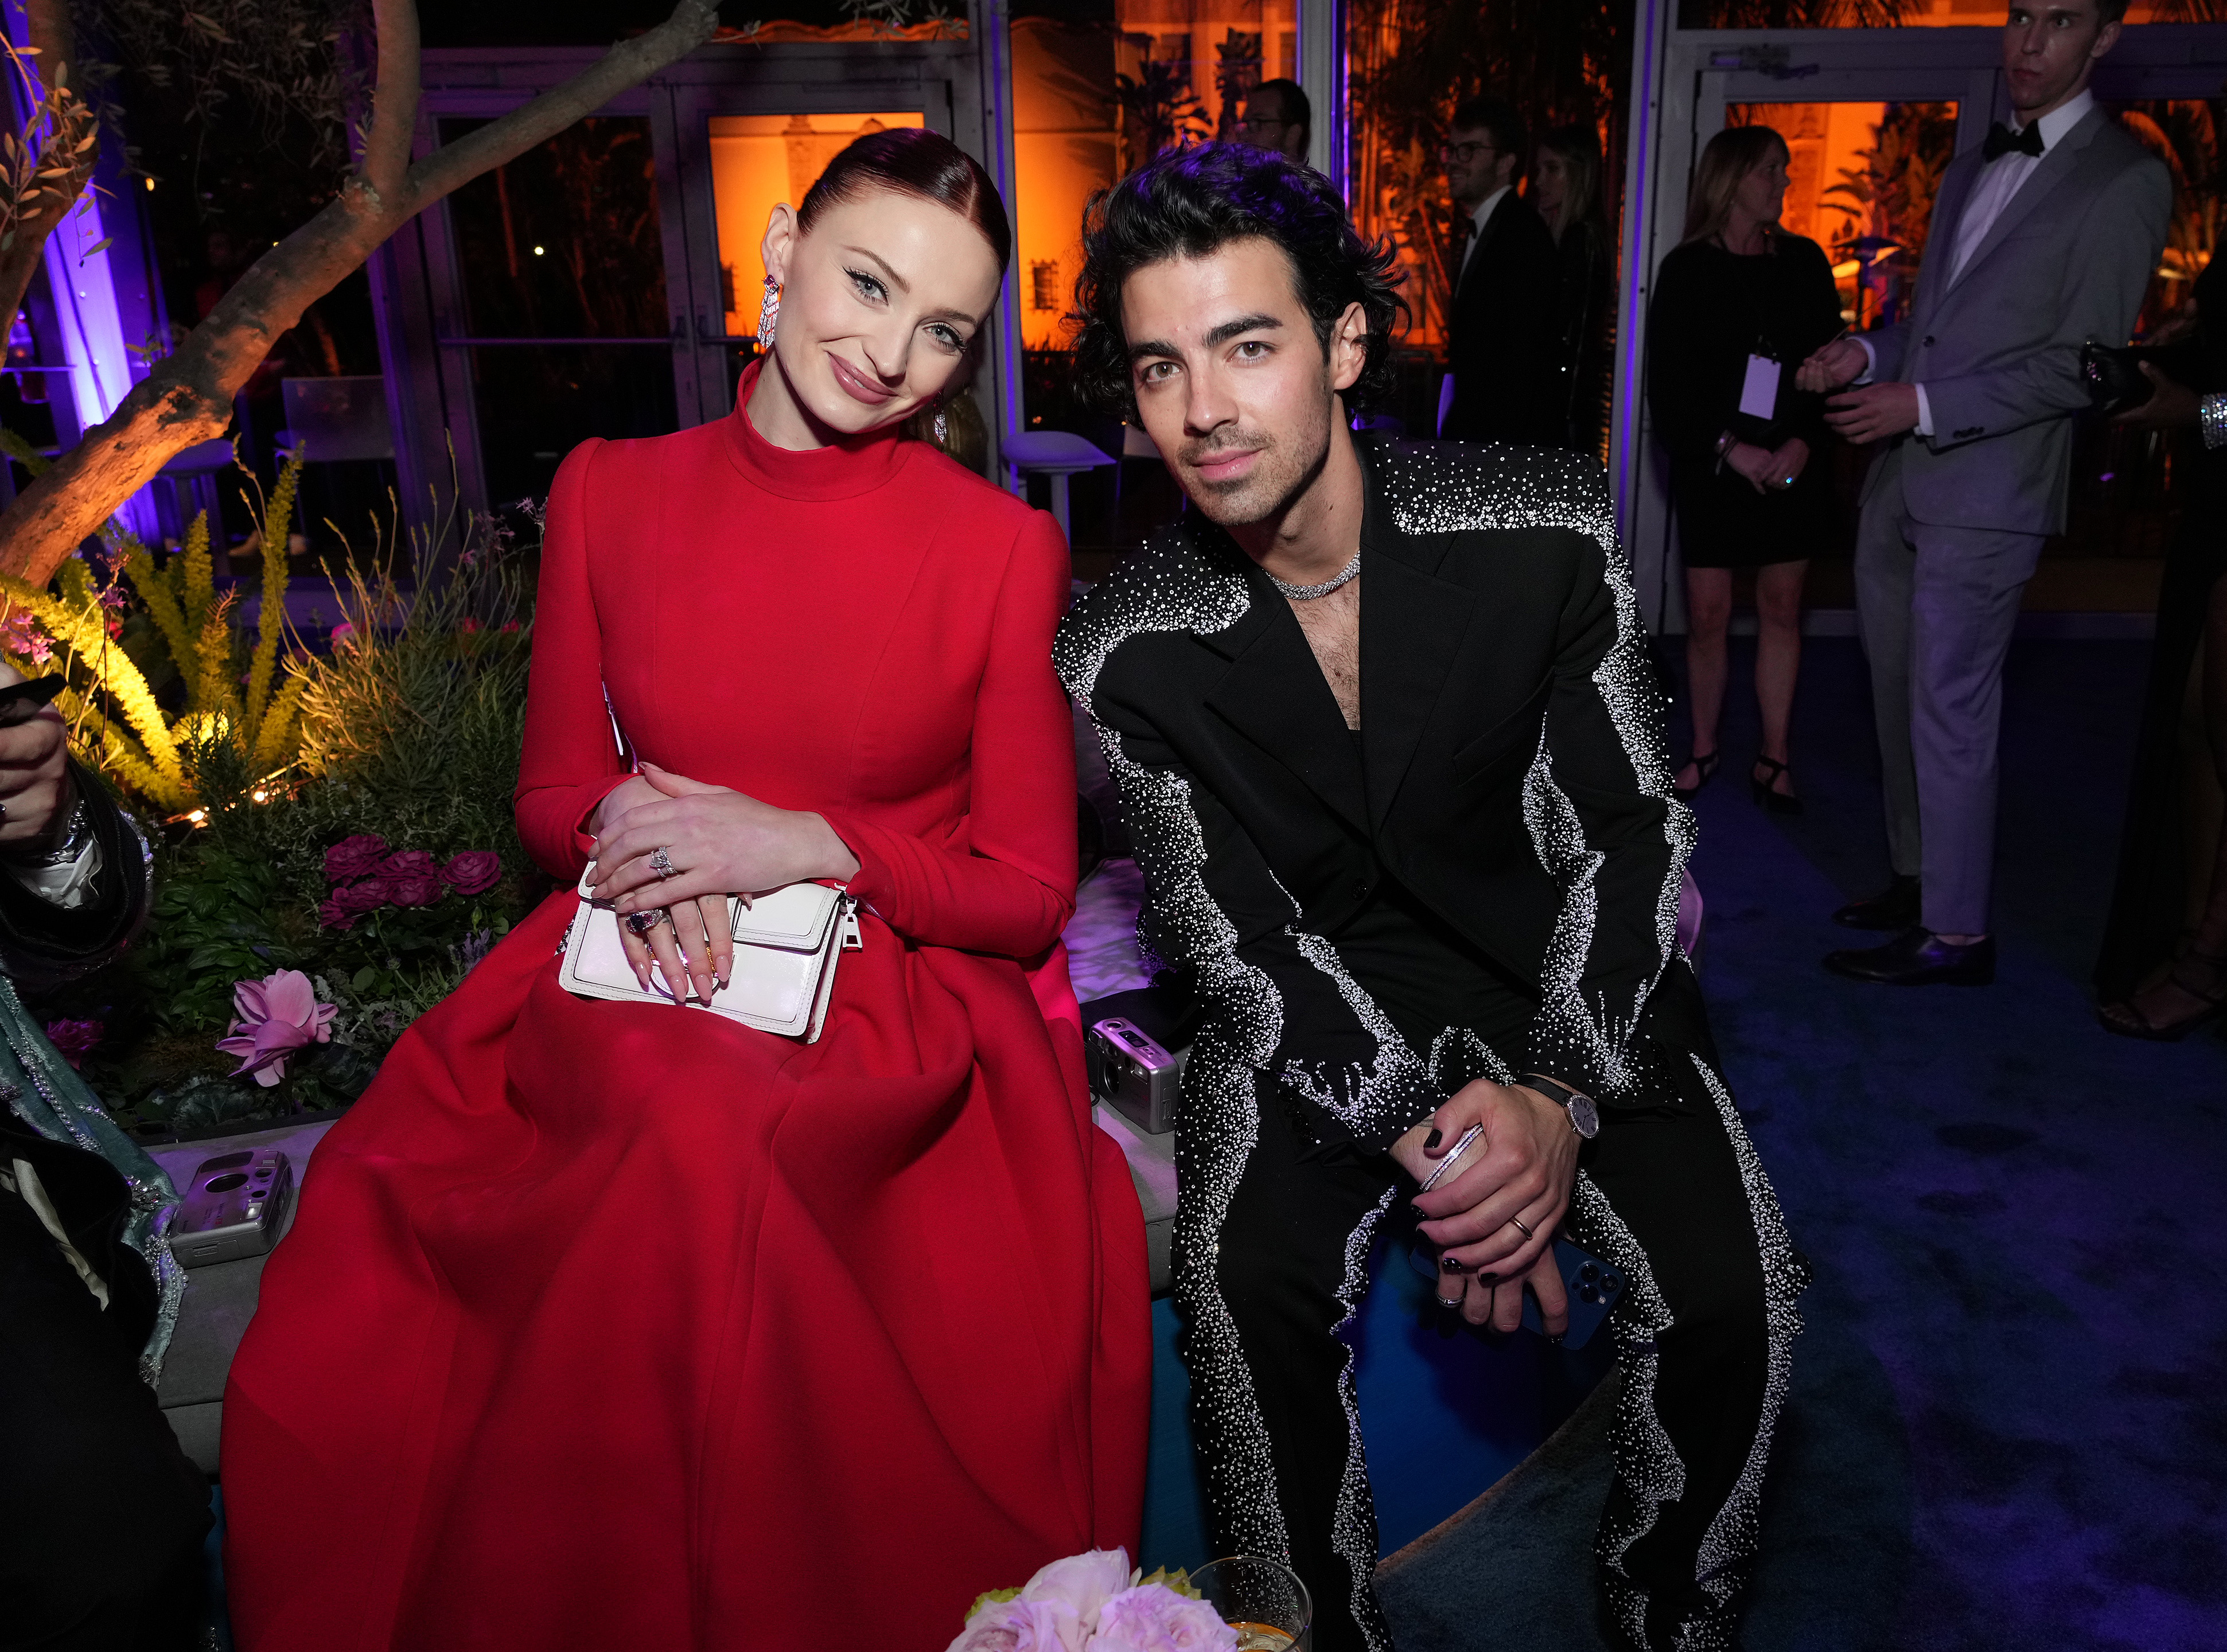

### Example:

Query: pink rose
xmin=386 ymin=871 xmax=445 ymax=909
xmin=944 ymin=1598 xmax=1075 ymax=1652
xmin=317 ymin=896 xmax=358 ymax=931
xmin=333 ymin=877 xmax=391 ymax=914
xmin=324 ymin=833 xmax=388 ymax=883
xmin=214 ymin=969 xmax=337 ymax=1087
xmin=380 ymin=850 xmax=439 ymax=879
xmin=1091 ymin=1588 xmax=1239 ymax=1652
xmin=44 ymin=1018 xmax=103 ymax=1069
xmin=1020 ymin=1549 xmax=1134 ymax=1649
xmin=441 ymin=850 xmax=503 ymax=897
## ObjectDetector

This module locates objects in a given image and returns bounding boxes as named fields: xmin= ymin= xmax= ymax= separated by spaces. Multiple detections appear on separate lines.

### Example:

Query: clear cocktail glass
xmin=1190 ymin=1556 xmax=1312 ymax=1651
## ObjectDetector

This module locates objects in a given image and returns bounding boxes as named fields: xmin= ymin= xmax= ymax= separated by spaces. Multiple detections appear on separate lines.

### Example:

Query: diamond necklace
xmin=1266 ymin=551 xmax=1361 ymax=601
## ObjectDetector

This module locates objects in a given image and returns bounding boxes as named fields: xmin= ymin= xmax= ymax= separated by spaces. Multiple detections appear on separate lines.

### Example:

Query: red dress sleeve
xmin=821 ymin=509 xmax=1079 ymax=959
xmin=513 ymin=440 xmax=632 ymax=878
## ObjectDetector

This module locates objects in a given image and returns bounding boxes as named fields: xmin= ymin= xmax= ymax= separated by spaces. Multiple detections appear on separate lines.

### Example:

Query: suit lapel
xmin=1944 ymin=108 xmax=2103 ymax=299
xmin=1914 ymin=151 xmax=1981 ymax=326
xmin=1198 ymin=560 xmax=1369 ymax=837
xmin=1455 ymin=193 xmax=1511 ymax=307
xmin=1357 ymin=451 xmax=1476 ymax=829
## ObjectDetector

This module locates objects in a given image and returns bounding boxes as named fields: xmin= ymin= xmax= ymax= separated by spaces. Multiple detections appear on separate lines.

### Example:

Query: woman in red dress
xmin=220 ymin=131 xmax=1150 ymax=1650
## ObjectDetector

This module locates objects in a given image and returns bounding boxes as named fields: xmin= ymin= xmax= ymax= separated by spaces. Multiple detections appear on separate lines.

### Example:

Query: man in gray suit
xmin=1797 ymin=0 xmax=2168 ymax=986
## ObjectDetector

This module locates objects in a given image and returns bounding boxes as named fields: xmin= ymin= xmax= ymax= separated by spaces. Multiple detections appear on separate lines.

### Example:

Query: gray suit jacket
xmin=1861 ymin=106 xmax=2170 ymax=535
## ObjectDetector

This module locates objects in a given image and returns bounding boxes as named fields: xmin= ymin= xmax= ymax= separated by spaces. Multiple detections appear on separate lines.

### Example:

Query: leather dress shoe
xmin=1825 ymin=926 xmax=1994 ymax=986
xmin=1833 ymin=874 xmax=1920 ymax=930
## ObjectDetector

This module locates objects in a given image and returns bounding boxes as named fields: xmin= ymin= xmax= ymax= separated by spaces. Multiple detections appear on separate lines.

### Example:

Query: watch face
xmin=1570 ymin=1091 xmax=1601 ymax=1139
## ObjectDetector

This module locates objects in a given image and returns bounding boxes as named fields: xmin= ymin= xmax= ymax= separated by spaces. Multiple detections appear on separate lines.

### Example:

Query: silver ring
xmin=649 ymin=846 xmax=675 ymax=880
xmin=624 ymin=907 xmax=669 ymax=936
xmin=1509 ymin=1215 xmax=1535 ymax=1240
xmin=1435 ymin=1294 xmax=1463 ymax=1310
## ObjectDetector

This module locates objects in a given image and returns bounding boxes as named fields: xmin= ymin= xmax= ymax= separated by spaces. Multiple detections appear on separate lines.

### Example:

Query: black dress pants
xmin=0 ymin=1183 xmax=210 ymax=1651
xmin=1178 ymin=1060 xmax=1802 ymax=1652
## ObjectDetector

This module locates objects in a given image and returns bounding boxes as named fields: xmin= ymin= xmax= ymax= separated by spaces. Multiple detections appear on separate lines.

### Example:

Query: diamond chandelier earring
xmin=756 ymin=275 xmax=781 ymax=354
xmin=933 ymin=396 xmax=948 ymax=446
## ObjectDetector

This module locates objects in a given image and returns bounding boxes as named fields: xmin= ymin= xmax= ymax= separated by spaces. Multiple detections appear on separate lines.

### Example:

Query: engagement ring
xmin=649 ymin=846 xmax=676 ymax=880
xmin=625 ymin=907 xmax=670 ymax=936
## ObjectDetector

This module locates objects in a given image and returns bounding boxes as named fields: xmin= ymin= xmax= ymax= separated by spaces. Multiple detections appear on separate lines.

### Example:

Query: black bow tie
xmin=1983 ymin=120 xmax=2045 ymax=161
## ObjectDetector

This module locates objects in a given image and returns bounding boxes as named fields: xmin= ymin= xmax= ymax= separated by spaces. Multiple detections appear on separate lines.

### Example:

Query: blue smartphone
xmin=1407 ymin=1234 xmax=1626 ymax=1350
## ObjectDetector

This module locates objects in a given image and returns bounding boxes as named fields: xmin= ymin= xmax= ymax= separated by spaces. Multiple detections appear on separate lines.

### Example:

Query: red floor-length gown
xmin=220 ymin=365 xmax=1151 ymax=1650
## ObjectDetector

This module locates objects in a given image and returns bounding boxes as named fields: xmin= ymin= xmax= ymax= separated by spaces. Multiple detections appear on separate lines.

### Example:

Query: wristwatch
xmin=1516 ymin=1072 xmax=1600 ymax=1140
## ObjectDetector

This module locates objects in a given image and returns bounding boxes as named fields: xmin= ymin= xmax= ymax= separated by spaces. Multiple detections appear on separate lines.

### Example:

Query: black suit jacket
xmin=1056 ymin=438 xmax=1711 ymax=1151
xmin=1442 ymin=192 xmax=1562 ymax=447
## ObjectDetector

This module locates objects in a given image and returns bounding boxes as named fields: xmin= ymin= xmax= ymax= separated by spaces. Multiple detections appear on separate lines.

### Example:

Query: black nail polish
xmin=1478 ymin=1273 xmax=1498 ymax=1287
xmin=1424 ymin=1127 xmax=1443 ymax=1151
xmin=1439 ymin=1256 xmax=1463 ymax=1273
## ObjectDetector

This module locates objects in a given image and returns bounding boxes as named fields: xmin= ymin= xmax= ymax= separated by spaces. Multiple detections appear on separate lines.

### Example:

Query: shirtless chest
xmin=1287 ymin=581 xmax=1361 ymax=730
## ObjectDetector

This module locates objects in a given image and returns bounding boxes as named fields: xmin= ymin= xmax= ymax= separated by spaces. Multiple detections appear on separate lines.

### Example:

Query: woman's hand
xmin=1724 ymin=441 xmax=1779 ymax=496
xmin=1765 ymin=435 xmax=1810 ymax=490
xmin=588 ymin=762 xmax=862 ymax=1008
xmin=2116 ymin=361 xmax=2201 ymax=430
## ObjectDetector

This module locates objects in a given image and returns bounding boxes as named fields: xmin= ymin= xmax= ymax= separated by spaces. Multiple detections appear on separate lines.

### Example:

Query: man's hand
xmin=0 ymin=661 xmax=71 ymax=852
xmin=1390 ymin=1078 xmax=1581 ymax=1330
xmin=1794 ymin=336 xmax=1868 ymax=395
xmin=1825 ymin=381 xmax=1920 ymax=444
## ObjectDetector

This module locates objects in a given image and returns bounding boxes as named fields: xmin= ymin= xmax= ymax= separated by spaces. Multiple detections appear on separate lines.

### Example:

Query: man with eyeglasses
xmin=1439 ymin=94 xmax=1559 ymax=447
xmin=1234 ymin=77 xmax=1311 ymax=167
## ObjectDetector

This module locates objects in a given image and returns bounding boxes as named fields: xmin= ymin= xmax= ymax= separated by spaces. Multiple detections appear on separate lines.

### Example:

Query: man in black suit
xmin=1059 ymin=144 xmax=1802 ymax=1652
xmin=1439 ymin=95 xmax=1559 ymax=445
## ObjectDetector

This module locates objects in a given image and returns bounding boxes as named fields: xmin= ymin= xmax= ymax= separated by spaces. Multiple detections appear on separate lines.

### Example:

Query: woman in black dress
xmin=1533 ymin=124 xmax=1615 ymax=458
xmin=1649 ymin=123 xmax=1844 ymax=808
xmin=2094 ymin=252 xmax=2227 ymax=1038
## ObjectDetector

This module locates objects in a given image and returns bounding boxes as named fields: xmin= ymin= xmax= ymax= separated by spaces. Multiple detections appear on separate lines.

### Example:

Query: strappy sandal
xmin=1673 ymin=750 xmax=1720 ymax=799
xmin=1750 ymin=756 xmax=1804 ymax=816
xmin=2098 ymin=950 xmax=2227 ymax=1042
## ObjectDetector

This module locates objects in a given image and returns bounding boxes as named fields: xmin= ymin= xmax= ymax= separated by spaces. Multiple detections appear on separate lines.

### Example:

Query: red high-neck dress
xmin=220 ymin=368 xmax=1151 ymax=1650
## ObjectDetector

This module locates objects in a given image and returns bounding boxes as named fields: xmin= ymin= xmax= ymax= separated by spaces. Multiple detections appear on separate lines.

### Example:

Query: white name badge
xmin=1738 ymin=354 xmax=1782 ymax=420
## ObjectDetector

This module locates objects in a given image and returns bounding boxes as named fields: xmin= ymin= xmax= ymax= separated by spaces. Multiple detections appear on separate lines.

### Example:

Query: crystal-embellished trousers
xmin=1176 ymin=1060 xmax=1802 ymax=1652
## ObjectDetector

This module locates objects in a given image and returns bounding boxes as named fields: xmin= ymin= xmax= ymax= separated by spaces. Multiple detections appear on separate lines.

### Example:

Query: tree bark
xmin=0 ymin=0 xmax=721 ymax=585
xmin=0 ymin=0 xmax=99 ymax=343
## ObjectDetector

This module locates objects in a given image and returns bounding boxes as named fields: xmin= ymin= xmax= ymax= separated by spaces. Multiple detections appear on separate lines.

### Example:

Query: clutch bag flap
xmin=558 ymin=875 xmax=850 ymax=1041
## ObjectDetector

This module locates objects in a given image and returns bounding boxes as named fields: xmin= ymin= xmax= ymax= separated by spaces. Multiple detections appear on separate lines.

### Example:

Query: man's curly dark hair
xmin=1068 ymin=143 xmax=1407 ymax=422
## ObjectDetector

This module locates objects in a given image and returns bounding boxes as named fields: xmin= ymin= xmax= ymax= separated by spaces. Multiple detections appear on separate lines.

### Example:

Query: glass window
xmin=707 ymin=111 xmax=929 ymax=341
xmin=441 ymin=115 xmax=676 ymax=506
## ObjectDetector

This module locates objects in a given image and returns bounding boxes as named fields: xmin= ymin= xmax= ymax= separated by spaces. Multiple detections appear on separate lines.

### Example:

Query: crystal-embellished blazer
xmin=1056 ymin=437 xmax=1710 ymax=1151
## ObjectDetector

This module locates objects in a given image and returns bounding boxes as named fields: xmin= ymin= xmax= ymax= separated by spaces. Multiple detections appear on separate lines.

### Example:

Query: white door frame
xmin=1610 ymin=17 xmax=2227 ymax=633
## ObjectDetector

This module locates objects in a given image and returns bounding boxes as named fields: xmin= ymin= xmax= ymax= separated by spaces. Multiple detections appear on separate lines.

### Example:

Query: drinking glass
xmin=1190 ymin=1556 xmax=1312 ymax=1652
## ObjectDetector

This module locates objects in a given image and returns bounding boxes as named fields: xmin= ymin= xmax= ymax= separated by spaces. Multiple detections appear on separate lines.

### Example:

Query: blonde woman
xmin=1648 ymin=123 xmax=1842 ymax=811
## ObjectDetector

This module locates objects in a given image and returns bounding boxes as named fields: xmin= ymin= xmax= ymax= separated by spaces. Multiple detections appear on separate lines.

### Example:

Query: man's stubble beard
xmin=1179 ymin=388 xmax=1336 ymax=531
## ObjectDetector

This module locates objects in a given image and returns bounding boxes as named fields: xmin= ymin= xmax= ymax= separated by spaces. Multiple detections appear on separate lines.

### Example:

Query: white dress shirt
xmin=1860 ymin=90 xmax=2095 ymax=437
xmin=1457 ymin=185 xmax=1513 ymax=286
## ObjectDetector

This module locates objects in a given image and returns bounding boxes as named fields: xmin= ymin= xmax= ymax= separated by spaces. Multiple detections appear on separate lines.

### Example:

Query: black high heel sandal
xmin=1673 ymin=750 xmax=1720 ymax=800
xmin=2098 ymin=950 xmax=2227 ymax=1041
xmin=1751 ymin=757 xmax=1803 ymax=815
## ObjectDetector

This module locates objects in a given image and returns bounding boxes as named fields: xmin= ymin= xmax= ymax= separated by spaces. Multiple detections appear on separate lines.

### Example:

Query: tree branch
xmin=407 ymin=0 xmax=720 ymax=204
xmin=0 ymin=0 xmax=725 ymax=585
xmin=359 ymin=0 xmax=422 ymax=207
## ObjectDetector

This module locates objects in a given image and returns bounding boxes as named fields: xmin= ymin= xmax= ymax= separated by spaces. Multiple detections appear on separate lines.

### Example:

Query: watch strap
xmin=1516 ymin=1072 xmax=1599 ymax=1139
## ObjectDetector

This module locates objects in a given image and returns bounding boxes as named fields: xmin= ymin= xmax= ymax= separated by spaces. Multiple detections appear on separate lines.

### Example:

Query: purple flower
xmin=333 ymin=877 xmax=391 ymax=915
xmin=213 ymin=970 xmax=337 ymax=1087
xmin=317 ymin=895 xmax=358 ymax=932
xmin=1091 ymin=1588 xmax=1238 ymax=1652
xmin=1020 ymin=1550 xmax=1134 ymax=1644
xmin=324 ymin=833 xmax=388 ymax=883
xmin=385 ymin=871 xmax=445 ymax=909
xmin=44 ymin=1018 xmax=103 ymax=1069
xmin=379 ymin=849 xmax=439 ymax=879
xmin=441 ymin=850 xmax=502 ymax=897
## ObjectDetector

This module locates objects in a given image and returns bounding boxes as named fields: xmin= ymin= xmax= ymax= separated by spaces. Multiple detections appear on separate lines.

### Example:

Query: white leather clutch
xmin=556 ymin=871 xmax=862 ymax=1042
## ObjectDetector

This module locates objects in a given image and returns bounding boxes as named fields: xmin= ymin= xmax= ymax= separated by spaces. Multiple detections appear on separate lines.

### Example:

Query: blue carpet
xmin=1146 ymin=636 xmax=2227 ymax=1649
